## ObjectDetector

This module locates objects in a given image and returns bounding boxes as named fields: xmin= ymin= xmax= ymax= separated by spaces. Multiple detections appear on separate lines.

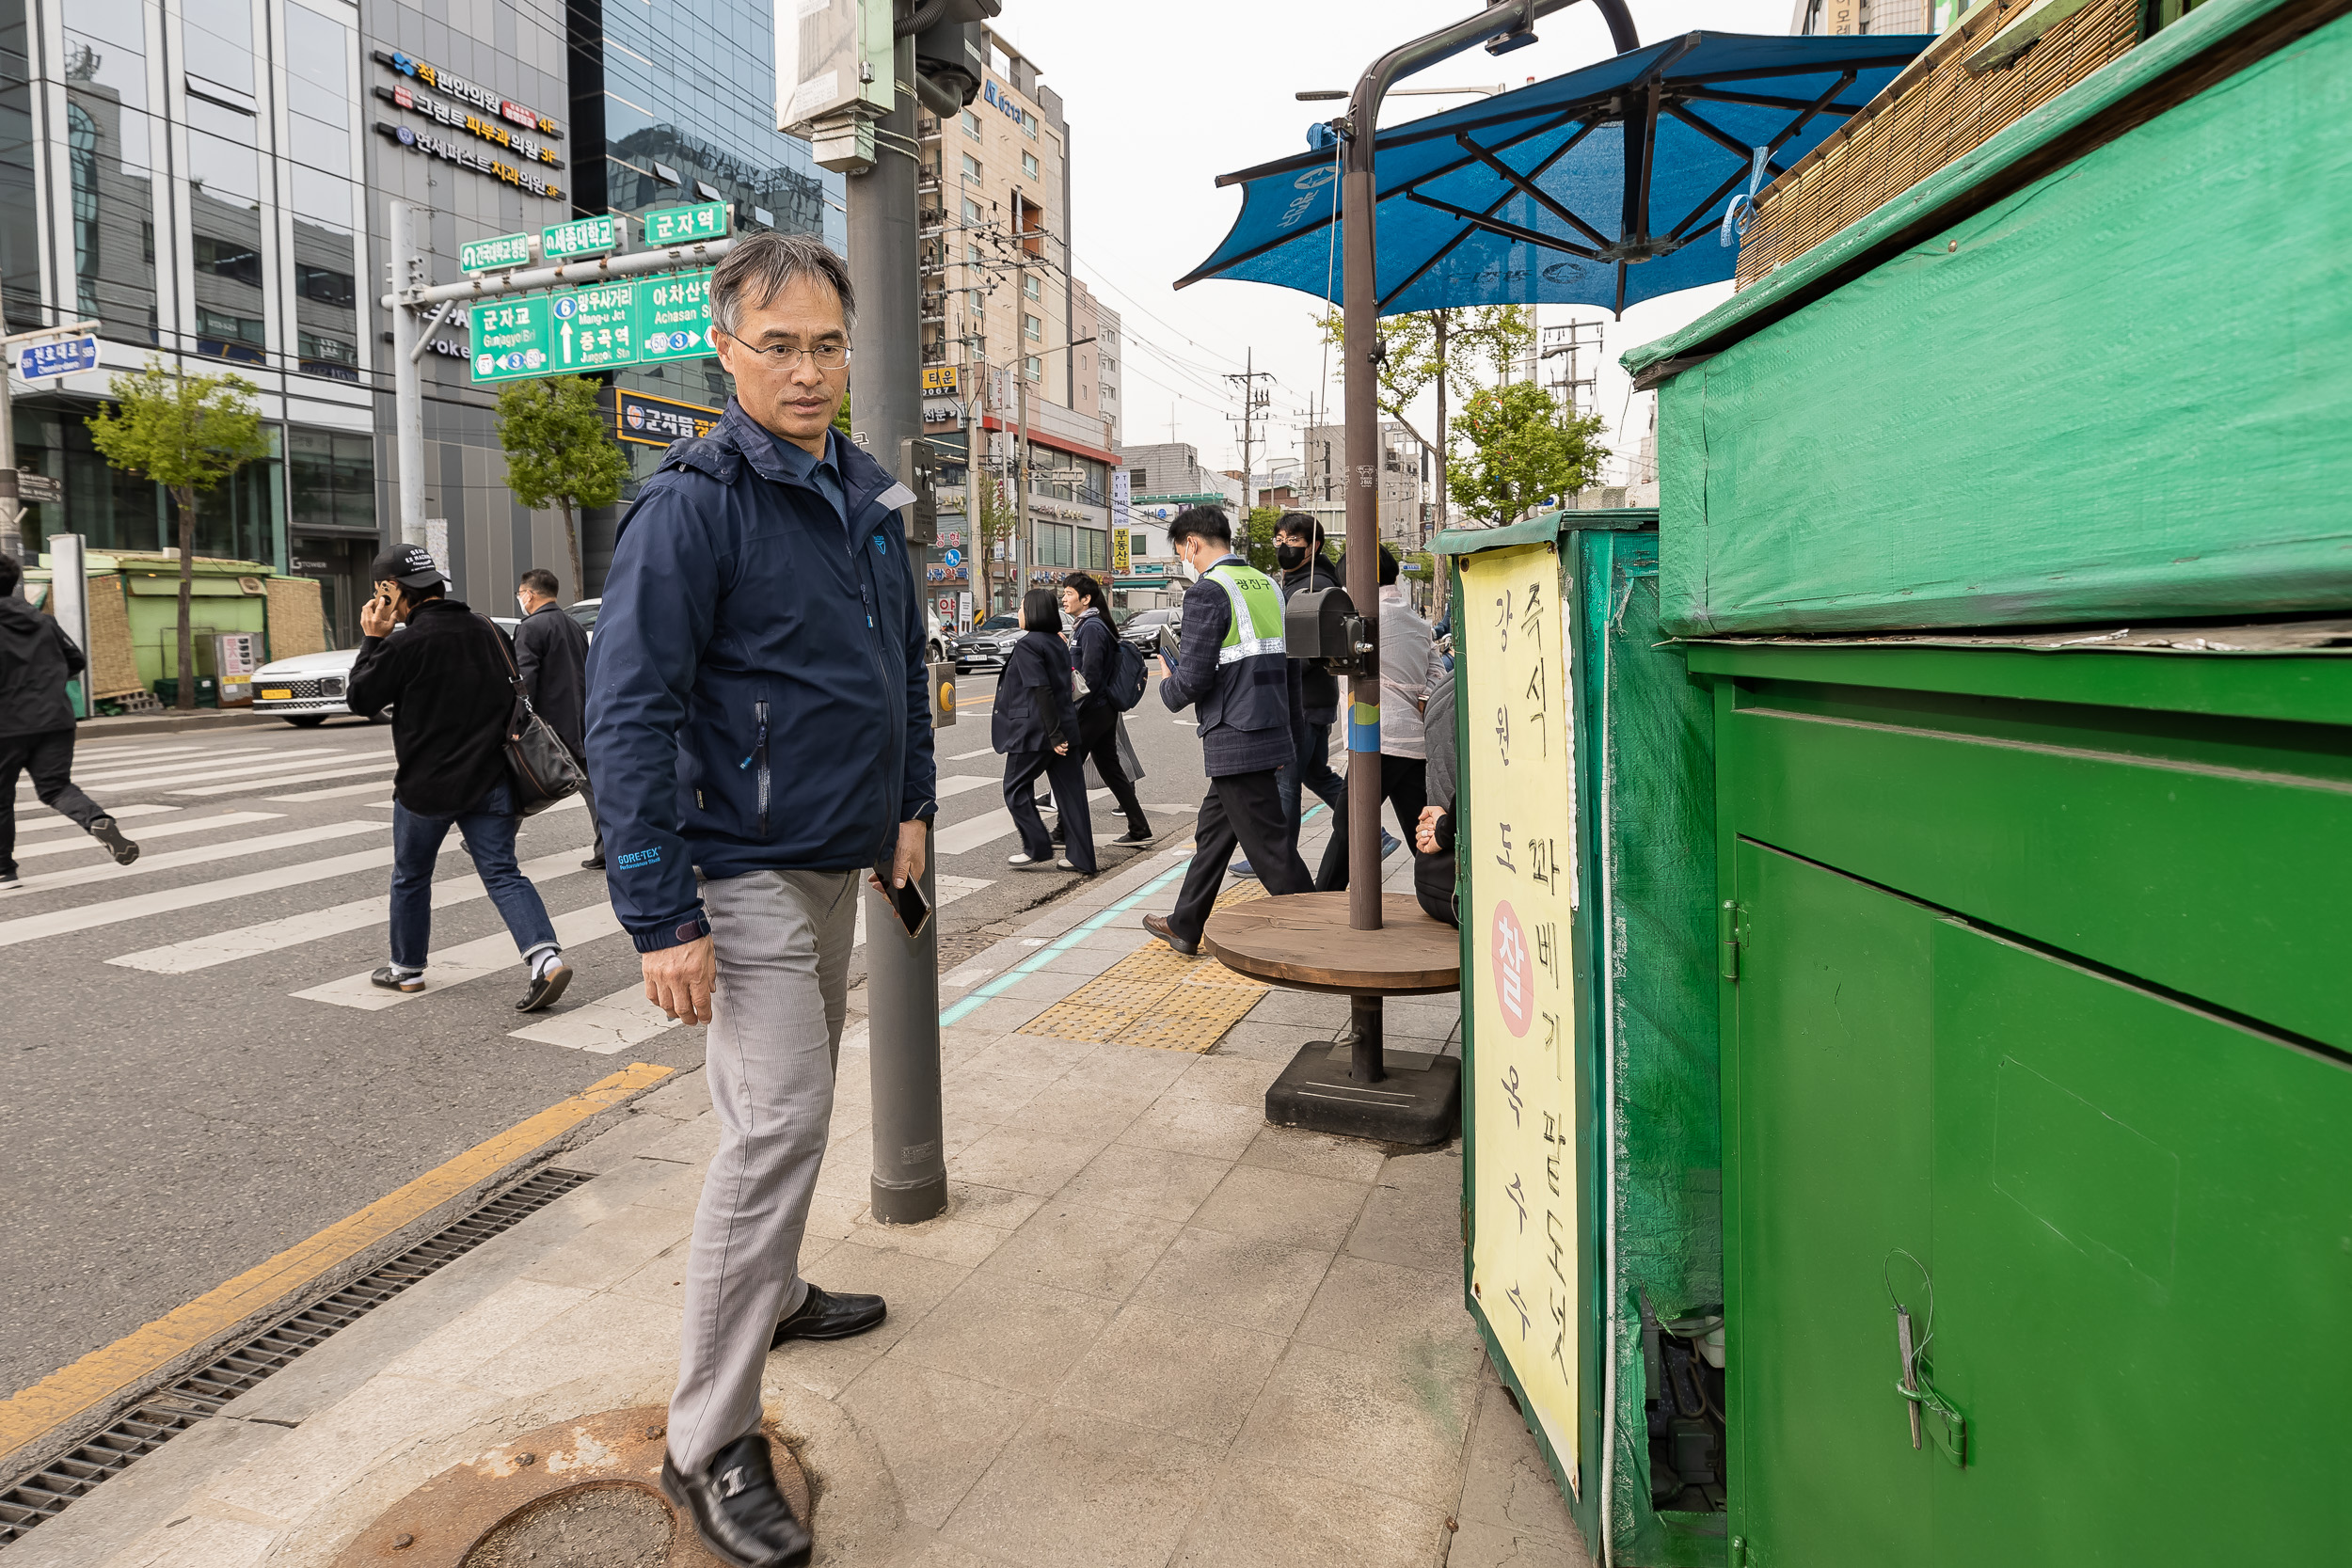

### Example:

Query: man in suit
xmin=512 ymin=567 xmax=600 ymax=869
xmin=1142 ymin=506 xmax=1311 ymax=957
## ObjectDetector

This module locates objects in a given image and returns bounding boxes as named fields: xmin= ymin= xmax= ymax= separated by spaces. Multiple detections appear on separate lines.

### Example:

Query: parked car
xmin=951 ymin=613 xmax=1023 ymax=673
xmin=1119 ymin=607 xmax=1179 ymax=652
xmin=252 ymin=618 xmax=519 ymax=726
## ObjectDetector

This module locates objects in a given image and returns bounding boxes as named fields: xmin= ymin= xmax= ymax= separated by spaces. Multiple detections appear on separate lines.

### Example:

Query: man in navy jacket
xmin=584 ymin=232 xmax=933 ymax=1568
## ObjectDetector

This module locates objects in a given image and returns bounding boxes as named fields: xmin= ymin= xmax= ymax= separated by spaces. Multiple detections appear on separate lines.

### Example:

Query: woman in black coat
xmin=994 ymin=588 xmax=1097 ymax=874
xmin=1057 ymin=571 xmax=1152 ymax=844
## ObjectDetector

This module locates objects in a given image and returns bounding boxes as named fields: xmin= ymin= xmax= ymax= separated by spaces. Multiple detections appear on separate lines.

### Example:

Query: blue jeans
xmin=389 ymin=780 xmax=559 ymax=970
xmin=1279 ymin=716 xmax=1347 ymax=857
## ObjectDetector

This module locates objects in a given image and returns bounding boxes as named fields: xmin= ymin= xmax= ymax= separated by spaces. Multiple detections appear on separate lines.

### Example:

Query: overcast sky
xmin=993 ymin=0 xmax=1782 ymax=483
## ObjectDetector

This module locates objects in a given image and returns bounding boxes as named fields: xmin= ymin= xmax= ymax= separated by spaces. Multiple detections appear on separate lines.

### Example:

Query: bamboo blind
xmin=265 ymin=575 xmax=327 ymax=660
xmin=1735 ymin=0 xmax=2143 ymax=287
xmin=85 ymin=578 xmax=147 ymax=700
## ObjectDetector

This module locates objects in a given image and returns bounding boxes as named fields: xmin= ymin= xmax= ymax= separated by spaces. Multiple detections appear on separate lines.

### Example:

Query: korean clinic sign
xmin=1458 ymin=541 xmax=1580 ymax=1488
xmin=372 ymin=50 xmax=561 ymax=135
xmin=616 ymin=389 xmax=719 ymax=447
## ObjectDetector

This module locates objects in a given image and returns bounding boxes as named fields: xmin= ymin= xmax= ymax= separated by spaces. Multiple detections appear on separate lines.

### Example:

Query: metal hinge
xmin=1730 ymin=1535 xmax=1749 ymax=1567
xmin=1719 ymin=900 xmax=1741 ymax=982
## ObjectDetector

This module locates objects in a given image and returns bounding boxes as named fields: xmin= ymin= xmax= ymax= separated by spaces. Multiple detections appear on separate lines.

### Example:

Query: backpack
xmin=1105 ymin=630 xmax=1151 ymax=713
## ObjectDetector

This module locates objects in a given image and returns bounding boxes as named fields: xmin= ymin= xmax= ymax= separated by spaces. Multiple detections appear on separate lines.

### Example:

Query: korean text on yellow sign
xmin=1461 ymin=541 xmax=1581 ymax=1488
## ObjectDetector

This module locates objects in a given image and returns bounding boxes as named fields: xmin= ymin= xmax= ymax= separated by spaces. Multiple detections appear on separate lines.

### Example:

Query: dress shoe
xmin=1142 ymin=913 xmax=1198 ymax=957
xmin=660 ymin=1433 xmax=811 ymax=1568
xmin=581 ymin=854 xmax=607 ymax=870
xmin=770 ymin=1283 xmax=887 ymax=1348
xmin=1114 ymin=825 xmax=1156 ymax=845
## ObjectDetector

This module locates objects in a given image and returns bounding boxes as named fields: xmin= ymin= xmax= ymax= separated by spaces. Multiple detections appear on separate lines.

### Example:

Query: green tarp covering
xmin=1627 ymin=0 xmax=2352 ymax=635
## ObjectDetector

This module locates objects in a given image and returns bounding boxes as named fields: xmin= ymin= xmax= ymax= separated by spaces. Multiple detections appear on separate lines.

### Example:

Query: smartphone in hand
xmin=876 ymin=866 xmax=931 ymax=938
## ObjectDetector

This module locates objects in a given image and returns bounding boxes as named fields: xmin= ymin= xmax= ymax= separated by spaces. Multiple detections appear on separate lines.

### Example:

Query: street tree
xmin=85 ymin=361 xmax=271 ymax=709
xmin=973 ymin=470 xmax=1020 ymax=613
xmin=495 ymin=377 xmax=630 ymax=597
xmin=1450 ymin=381 xmax=1608 ymax=528
xmin=1246 ymin=505 xmax=1282 ymax=574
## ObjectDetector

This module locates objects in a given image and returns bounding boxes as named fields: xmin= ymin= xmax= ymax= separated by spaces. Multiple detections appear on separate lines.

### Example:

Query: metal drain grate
xmin=0 ymin=1165 xmax=592 ymax=1544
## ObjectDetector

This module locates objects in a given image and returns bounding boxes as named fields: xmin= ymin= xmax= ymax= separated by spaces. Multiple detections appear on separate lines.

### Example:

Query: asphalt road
xmin=0 ymin=673 xmax=1216 ymax=1402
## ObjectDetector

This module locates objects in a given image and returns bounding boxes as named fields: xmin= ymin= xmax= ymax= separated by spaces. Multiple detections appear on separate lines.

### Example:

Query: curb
xmin=72 ymin=709 xmax=292 ymax=739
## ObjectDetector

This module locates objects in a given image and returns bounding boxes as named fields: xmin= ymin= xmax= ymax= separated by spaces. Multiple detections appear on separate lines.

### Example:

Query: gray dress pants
xmin=667 ymin=867 xmax=857 ymax=1475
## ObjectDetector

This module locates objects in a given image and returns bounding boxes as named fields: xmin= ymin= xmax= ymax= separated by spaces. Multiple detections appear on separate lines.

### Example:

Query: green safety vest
xmin=1203 ymin=561 xmax=1285 ymax=665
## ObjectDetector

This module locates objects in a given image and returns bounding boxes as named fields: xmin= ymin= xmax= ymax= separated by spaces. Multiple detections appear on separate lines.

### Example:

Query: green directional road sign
xmin=460 ymin=231 xmax=534 ymax=273
xmin=549 ymin=281 xmax=639 ymax=372
xmin=468 ymin=295 xmax=556 ymax=383
xmin=637 ymin=269 xmax=714 ymax=362
xmin=542 ymin=214 xmax=618 ymax=261
xmin=643 ymin=201 xmax=731 ymax=247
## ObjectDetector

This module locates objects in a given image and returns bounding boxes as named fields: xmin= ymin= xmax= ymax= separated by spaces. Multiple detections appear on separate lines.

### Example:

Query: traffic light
xmin=910 ymin=1 xmax=999 ymax=119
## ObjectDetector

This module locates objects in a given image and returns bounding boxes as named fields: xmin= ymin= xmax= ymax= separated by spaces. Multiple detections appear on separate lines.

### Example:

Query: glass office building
xmin=1 ymin=0 xmax=377 ymax=634
xmin=565 ymin=0 xmax=843 ymax=585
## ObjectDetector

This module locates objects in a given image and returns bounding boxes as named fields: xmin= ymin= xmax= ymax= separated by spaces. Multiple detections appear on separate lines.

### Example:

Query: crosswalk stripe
xmin=170 ymin=758 xmax=399 ymax=798
xmin=933 ymin=787 xmax=1134 ymax=856
xmin=934 ymin=773 xmax=999 ymax=800
xmin=42 ymin=749 xmax=383 ymax=792
xmin=512 ymin=873 xmax=996 ymax=1053
xmin=54 ymin=743 xmax=213 ymax=768
xmin=12 ymin=803 xmax=184 ymax=838
xmin=49 ymin=745 xmax=335 ymax=785
xmin=267 ymin=778 xmax=399 ymax=802
xmin=0 ymin=847 xmax=395 ymax=949
xmin=109 ymin=849 xmax=592 ymax=974
xmin=0 ymin=820 xmax=384 ymax=895
xmin=294 ymin=899 xmax=623 ymax=1011
xmin=15 ymin=812 xmax=280 ymax=861
xmin=946 ymin=745 xmax=995 ymax=760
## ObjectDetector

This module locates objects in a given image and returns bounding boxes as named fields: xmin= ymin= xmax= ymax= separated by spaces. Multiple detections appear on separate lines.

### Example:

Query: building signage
xmin=922 ymin=365 xmax=960 ymax=393
xmin=615 ymin=389 xmax=720 ymax=447
xmin=542 ymin=214 xmax=618 ymax=261
xmin=372 ymin=49 xmax=560 ymax=135
xmin=922 ymin=398 xmax=961 ymax=426
xmin=469 ymin=269 xmax=713 ymax=384
xmin=16 ymin=335 xmax=98 ymax=379
xmin=925 ymin=564 xmax=969 ymax=584
xmin=461 ymin=232 xmax=534 ymax=273
xmin=1111 ymin=526 xmax=1131 ymax=575
xmin=1111 ymin=468 xmax=1130 ymax=531
xmin=376 ymin=122 xmax=563 ymax=199
xmin=980 ymin=80 xmax=1030 ymax=126
xmin=375 ymin=83 xmax=563 ymax=166
xmin=643 ymin=201 xmax=730 ymax=245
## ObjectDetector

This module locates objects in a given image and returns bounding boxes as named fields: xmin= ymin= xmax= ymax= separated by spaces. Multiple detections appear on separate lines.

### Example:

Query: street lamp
xmin=1294 ymin=84 xmax=1505 ymax=100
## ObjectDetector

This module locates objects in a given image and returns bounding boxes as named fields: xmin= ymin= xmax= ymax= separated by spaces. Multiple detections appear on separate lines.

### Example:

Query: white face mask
xmin=516 ymin=595 xmax=531 ymax=615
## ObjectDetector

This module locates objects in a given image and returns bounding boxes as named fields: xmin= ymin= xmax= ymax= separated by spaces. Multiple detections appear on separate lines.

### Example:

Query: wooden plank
xmin=1204 ymin=892 xmax=1461 ymax=995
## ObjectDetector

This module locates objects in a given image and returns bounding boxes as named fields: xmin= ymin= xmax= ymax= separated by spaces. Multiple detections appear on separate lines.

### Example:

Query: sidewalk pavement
xmin=18 ymin=825 xmax=1596 ymax=1568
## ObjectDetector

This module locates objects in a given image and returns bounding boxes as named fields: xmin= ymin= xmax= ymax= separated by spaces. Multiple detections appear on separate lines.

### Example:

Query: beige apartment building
xmin=1303 ymin=420 xmax=1434 ymax=547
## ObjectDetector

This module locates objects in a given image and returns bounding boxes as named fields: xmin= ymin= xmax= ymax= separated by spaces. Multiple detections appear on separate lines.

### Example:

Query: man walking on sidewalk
xmin=0 ymin=553 xmax=138 ymax=888
xmin=346 ymin=544 xmax=572 ymax=1010
xmin=586 ymin=232 xmax=934 ymax=1568
xmin=513 ymin=567 xmax=601 ymax=870
xmin=1143 ymin=506 xmax=1311 ymax=957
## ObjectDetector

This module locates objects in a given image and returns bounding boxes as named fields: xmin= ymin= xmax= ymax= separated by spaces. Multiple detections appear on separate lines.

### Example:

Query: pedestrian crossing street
xmin=12 ymin=717 xmax=1184 ymax=1056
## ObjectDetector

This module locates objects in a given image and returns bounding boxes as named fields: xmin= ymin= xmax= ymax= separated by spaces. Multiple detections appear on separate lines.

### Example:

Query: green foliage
xmin=85 ymin=360 xmax=271 ymax=709
xmin=1246 ymin=506 xmax=1282 ymax=574
xmin=1450 ymin=381 xmax=1609 ymax=527
xmin=495 ymin=377 xmax=630 ymax=595
xmin=1314 ymin=304 xmax=1536 ymax=440
xmin=973 ymin=471 xmax=1019 ymax=610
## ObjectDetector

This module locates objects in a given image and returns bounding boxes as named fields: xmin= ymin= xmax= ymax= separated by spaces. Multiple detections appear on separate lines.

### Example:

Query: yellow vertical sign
xmin=1111 ymin=528 xmax=1132 ymax=575
xmin=1460 ymin=541 xmax=1581 ymax=1490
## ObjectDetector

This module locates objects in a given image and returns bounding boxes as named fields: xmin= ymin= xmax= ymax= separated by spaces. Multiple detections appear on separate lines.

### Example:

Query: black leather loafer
xmin=660 ymin=1434 xmax=811 ymax=1568
xmin=770 ymin=1283 xmax=887 ymax=1348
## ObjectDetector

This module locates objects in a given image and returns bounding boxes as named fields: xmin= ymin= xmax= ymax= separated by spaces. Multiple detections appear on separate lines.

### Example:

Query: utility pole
xmin=1431 ymin=312 xmax=1450 ymax=614
xmin=848 ymin=19 xmax=948 ymax=1226
xmin=1226 ymin=350 xmax=1272 ymax=543
xmin=1015 ymin=251 xmax=1032 ymax=600
xmin=388 ymin=200 xmax=432 ymax=549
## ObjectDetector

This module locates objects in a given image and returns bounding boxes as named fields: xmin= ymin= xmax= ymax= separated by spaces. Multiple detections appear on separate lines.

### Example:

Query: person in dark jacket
xmin=1057 ymin=571 xmax=1150 ymax=845
xmin=1273 ymin=514 xmax=1345 ymax=839
xmin=512 ymin=567 xmax=601 ymax=870
xmin=345 ymin=543 xmax=570 ymax=1011
xmin=0 ymin=554 xmax=138 ymax=887
xmin=1142 ymin=506 xmax=1311 ymax=957
xmin=1413 ymin=656 xmax=1459 ymax=927
xmin=996 ymin=587 xmax=1095 ymax=874
xmin=583 ymin=232 xmax=934 ymax=1568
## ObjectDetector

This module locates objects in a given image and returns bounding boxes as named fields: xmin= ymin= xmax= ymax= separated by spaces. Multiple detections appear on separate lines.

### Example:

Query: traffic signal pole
xmin=850 ymin=25 xmax=949 ymax=1226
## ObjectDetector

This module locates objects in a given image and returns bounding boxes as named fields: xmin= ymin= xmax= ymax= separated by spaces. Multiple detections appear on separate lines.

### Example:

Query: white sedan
xmin=251 ymin=619 xmax=518 ymax=726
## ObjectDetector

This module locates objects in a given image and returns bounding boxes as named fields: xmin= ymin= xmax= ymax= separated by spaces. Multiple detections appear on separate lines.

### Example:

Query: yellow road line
xmin=0 ymin=1061 xmax=671 ymax=1464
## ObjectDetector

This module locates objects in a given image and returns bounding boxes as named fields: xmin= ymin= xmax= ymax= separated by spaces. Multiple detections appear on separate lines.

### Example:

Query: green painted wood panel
xmin=1650 ymin=9 xmax=2352 ymax=636
xmin=1727 ymin=842 xmax=1931 ymax=1568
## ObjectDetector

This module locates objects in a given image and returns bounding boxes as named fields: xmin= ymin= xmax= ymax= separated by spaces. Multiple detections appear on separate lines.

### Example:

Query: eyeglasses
xmin=724 ymin=337 xmax=852 ymax=371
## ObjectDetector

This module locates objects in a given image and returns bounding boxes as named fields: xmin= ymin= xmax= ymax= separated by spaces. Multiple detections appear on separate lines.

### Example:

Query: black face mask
xmin=1275 ymin=543 xmax=1309 ymax=570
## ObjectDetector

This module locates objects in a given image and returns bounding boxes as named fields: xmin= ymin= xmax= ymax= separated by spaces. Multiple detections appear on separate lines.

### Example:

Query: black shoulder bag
xmin=480 ymin=615 xmax=583 ymax=816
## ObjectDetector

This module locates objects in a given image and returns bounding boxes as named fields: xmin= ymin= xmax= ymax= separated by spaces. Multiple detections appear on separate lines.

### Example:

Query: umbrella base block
xmin=1264 ymin=1039 xmax=1462 ymax=1147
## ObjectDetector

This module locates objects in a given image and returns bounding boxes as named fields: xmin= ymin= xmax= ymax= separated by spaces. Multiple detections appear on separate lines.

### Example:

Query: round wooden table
xmin=1202 ymin=893 xmax=1463 ymax=1144
xmin=1202 ymin=892 xmax=1461 ymax=996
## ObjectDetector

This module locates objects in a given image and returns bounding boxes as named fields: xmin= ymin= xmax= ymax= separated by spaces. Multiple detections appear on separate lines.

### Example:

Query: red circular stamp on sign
xmin=1491 ymin=900 xmax=1532 ymax=1037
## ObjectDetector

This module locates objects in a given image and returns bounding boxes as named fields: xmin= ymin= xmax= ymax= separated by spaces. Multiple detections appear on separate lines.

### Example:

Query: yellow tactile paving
xmin=1019 ymin=877 xmax=1277 ymax=1053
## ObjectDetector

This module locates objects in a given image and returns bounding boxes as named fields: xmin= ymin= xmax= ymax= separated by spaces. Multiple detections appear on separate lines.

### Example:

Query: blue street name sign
xmin=18 ymin=336 xmax=99 ymax=379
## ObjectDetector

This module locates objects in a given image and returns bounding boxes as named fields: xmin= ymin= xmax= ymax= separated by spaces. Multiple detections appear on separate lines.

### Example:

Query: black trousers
xmin=1075 ymin=698 xmax=1149 ymax=834
xmin=568 ymin=745 xmax=606 ymax=862
xmin=1168 ymin=768 xmax=1311 ymax=942
xmin=1004 ymin=746 xmax=1096 ymax=873
xmin=1315 ymin=753 xmax=1428 ymax=894
xmin=0 ymin=726 xmax=106 ymax=875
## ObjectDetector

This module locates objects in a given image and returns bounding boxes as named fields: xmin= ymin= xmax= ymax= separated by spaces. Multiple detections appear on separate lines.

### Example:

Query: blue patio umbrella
xmin=1177 ymin=30 xmax=1932 ymax=317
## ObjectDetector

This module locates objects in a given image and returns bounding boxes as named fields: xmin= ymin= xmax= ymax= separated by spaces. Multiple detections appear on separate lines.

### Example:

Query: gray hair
xmin=708 ymin=231 xmax=856 ymax=337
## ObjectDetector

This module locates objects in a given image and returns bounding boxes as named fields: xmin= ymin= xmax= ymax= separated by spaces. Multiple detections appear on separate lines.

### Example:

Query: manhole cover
xmin=332 ymin=1407 xmax=809 ymax=1568
xmin=461 ymin=1485 xmax=669 ymax=1568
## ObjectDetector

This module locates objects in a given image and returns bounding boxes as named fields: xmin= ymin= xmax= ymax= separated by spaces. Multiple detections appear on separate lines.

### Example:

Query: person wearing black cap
xmin=0 ymin=552 xmax=140 ymax=888
xmin=346 ymin=544 xmax=571 ymax=1010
